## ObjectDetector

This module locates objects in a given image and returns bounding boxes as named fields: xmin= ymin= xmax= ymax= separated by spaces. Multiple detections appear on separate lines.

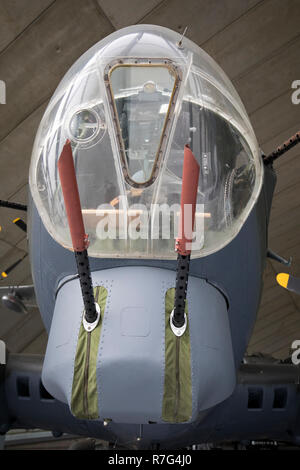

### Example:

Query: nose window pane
xmin=109 ymin=65 xmax=177 ymax=184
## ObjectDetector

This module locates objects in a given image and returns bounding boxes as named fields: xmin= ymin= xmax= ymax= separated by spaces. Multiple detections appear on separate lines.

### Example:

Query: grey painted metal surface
xmin=42 ymin=267 xmax=235 ymax=423
xmin=187 ymin=277 xmax=236 ymax=415
xmin=95 ymin=268 xmax=165 ymax=424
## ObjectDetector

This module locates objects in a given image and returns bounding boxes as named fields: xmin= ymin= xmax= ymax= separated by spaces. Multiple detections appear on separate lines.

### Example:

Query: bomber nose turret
xmin=42 ymin=266 xmax=235 ymax=424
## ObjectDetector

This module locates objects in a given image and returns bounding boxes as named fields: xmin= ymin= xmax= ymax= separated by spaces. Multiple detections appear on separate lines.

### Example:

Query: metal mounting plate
xmin=83 ymin=302 xmax=101 ymax=332
xmin=170 ymin=309 xmax=187 ymax=337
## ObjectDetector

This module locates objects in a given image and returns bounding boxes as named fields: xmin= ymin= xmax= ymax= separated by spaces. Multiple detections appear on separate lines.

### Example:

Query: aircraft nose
xmin=42 ymin=266 xmax=235 ymax=424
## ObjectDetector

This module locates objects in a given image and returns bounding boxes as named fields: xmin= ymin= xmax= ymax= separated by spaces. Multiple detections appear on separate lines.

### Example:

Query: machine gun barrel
xmin=172 ymin=145 xmax=200 ymax=330
xmin=58 ymin=140 xmax=97 ymax=324
xmin=263 ymin=130 xmax=300 ymax=165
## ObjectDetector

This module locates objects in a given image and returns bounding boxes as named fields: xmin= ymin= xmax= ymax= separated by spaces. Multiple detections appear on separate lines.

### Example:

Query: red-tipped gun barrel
xmin=175 ymin=145 xmax=200 ymax=256
xmin=172 ymin=145 xmax=200 ymax=332
xmin=58 ymin=140 xmax=97 ymax=325
xmin=57 ymin=140 xmax=89 ymax=253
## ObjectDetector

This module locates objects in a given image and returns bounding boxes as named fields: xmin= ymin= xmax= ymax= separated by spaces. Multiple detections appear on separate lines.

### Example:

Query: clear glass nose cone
xmin=29 ymin=25 xmax=263 ymax=259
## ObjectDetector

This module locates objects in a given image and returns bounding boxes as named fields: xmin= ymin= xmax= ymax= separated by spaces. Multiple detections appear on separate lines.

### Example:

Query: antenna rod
xmin=177 ymin=26 xmax=188 ymax=48
xmin=58 ymin=140 xmax=97 ymax=324
xmin=263 ymin=130 xmax=300 ymax=165
xmin=172 ymin=145 xmax=200 ymax=331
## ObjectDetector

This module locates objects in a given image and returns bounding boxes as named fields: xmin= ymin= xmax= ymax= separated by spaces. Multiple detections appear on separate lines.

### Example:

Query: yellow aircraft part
xmin=276 ymin=273 xmax=289 ymax=289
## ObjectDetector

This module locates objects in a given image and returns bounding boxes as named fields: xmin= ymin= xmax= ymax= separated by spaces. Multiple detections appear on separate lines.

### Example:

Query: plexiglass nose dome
xmin=29 ymin=25 xmax=263 ymax=259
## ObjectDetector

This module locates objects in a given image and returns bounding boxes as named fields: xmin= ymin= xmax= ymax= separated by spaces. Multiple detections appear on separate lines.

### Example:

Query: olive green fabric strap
xmin=71 ymin=286 xmax=108 ymax=419
xmin=162 ymin=287 xmax=192 ymax=423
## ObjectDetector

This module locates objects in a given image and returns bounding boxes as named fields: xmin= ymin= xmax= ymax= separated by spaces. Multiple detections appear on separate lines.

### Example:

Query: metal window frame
xmin=104 ymin=58 xmax=182 ymax=188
